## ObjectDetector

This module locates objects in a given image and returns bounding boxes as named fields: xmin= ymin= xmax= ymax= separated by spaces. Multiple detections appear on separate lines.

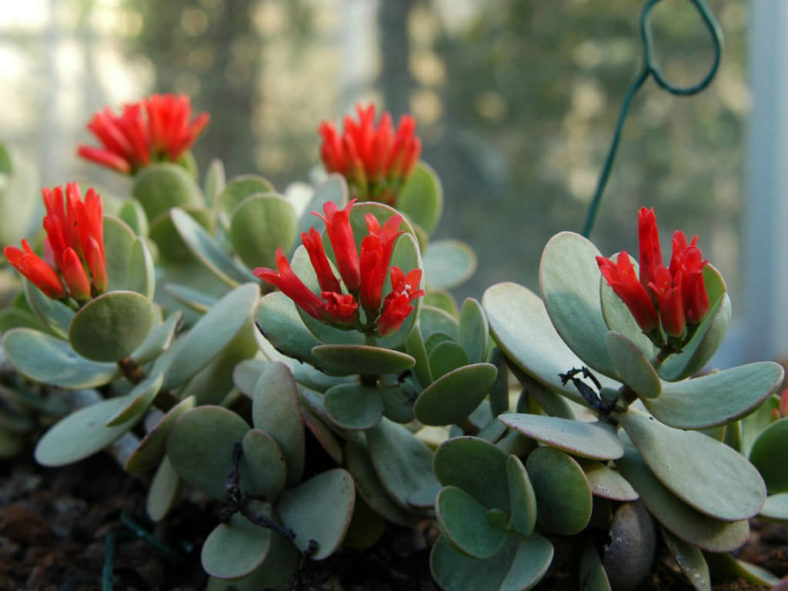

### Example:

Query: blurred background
xmin=2 ymin=0 xmax=785 ymax=364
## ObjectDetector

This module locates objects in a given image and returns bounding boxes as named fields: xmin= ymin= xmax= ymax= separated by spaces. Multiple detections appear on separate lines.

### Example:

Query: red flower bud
xmin=597 ymin=254 xmax=659 ymax=333
xmin=4 ymin=241 xmax=66 ymax=299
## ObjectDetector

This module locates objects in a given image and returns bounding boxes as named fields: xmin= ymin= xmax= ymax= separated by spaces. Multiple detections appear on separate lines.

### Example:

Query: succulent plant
xmin=0 ymin=93 xmax=786 ymax=591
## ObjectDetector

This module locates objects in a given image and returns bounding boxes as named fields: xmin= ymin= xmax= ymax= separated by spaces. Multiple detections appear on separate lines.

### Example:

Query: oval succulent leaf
xmin=229 ymin=194 xmax=298 ymax=269
xmin=499 ymin=413 xmax=624 ymax=460
xmin=539 ymin=231 xmax=615 ymax=377
xmin=415 ymin=363 xmax=497 ymax=427
xmin=423 ymin=239 xmax=476 ymax=290
xmin=68 ymin=290 xmax=157 ymax=363
xmin=324 ymin=383 xmax=384 ymax=430
xmin=276 ymin=468 xmax=355 ymax=560
xmin=434 ymin=436 xmax=510 ymax=512
xmin=506 ymin=455 xmax=537 ymax=537
xmin=749 ymin=418 xmax=788 ymax=494
xmin=397 ymin=161 xmax=443 ymax=236
xmin=526 ymin=446 xmax=593 ymax=535
xmin=312 ymin=344 xmax=415 ymax=376
xmin=34 ymin=395 xmax=148 ymax=467
xmin=3 ymin=328 xmax=119 ymax=388
xmin=436 ymin=485 xmax=510 ymax=559
xmin=605 ymin=331 xmax=661 ymax=399
xmin=201 ymin=507 xmax=272 ymax=579
xmin=644 ymin=362 xmax=784 ymax=430
xmin=615 ymin=447 xmax=750 ymax=552
xmin=619 ymin=410 xmax=766 ymax=521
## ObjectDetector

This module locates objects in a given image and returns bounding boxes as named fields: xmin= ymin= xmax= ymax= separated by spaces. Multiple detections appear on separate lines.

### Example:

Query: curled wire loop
xmin=582 ymin=0 xmax=723 ymax=237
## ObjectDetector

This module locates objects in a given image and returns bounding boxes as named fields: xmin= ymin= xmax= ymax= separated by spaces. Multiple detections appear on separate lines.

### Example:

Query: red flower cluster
xmin=77 ymin=94 xmax=210 ymax=174
xmin=4 ymin=183 xmax=107 ymax=302
xmin=319 ymin=105 xmax=421 ymax=205
xmin=596 ymin=207 xmax=710 ymax=343
xmin=254 ymin=201 xmax=424 ymax=337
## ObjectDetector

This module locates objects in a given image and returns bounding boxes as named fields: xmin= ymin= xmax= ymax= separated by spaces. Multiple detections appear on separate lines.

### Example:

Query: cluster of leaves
xmin=0 ymin=102 xmax=786 ymax=591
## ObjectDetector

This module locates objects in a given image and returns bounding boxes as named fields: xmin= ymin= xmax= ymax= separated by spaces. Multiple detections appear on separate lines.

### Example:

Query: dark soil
xmin=1 ymin=451 xmax=786 ymax=591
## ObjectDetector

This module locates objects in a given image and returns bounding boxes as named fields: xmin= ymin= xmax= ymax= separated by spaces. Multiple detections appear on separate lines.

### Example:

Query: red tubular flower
xmin=254 ymin=248 xmax=331 ymax=322
xmin=77 ymin=93 xmax=209 ymax=174
xmin=3 ymin=240 xmax=66 ymax=299
xmin=596 ymin=254 xmax=659 ymax=333
xmin=319 ymin=104 xmax=421 ymax=204
xmin=598 ymin=208 xmax=711 ymax=346
xmin=377 ymin=267 xmax=425 ymax=336
xmin=4 ymin=183 xmax=107 ymax=302
xmin=638 ymin=207 xmax=662 ymax=299
xmin=255 ymin=202 xmax=422 ymax=338
xmin=316 ymin=201 xmax=361 ymax=293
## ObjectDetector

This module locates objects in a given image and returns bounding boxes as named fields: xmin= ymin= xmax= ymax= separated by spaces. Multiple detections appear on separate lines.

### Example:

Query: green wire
xmin=582 ymin=0 xmax=723 ymax=238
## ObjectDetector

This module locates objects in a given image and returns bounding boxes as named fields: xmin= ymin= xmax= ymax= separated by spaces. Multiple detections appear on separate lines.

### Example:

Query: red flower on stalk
xmin=596 ymin=207 xmax=710 ymax=345
xmin=4 ymin=183 xmax=107 ymax=302
xmin=254 ymin=201 xmax=424 ymax=337
xmin=77 ymin=94 xmax=209 ymax=174
xmin=319 ymin=104 xmax=421 ymax=205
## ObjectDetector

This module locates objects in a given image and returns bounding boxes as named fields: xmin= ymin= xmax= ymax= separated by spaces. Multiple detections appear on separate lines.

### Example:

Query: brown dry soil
xmin=0 ymin=451 xmax=786 ymax=591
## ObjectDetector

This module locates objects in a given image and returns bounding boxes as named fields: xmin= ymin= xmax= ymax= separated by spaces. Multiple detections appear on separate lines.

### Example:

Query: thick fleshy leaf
xmin=164 ymin=283 xmax=259 ymax=388
xmin=103 ymin=215 xmax=138 ymax=291
xmin=397 ymin=161 xmax=443 ymax=235
xmin=760 ymin=493 xmax=788 ymax=521
xmin=3 ymin=328 xmax=118 ymax=388
xmin=125 ymin=238 xmax=156 ymax=298
xmin=132 ymin=163 xmax=203 ymax=221
xmin=615 ymin=448 xmax=750 ymax=552
xmin=423 ymin=240 xmax=476 ymax=290
xmin=277 ymin=468 xmax=355 ymax=560
xmin=125 ymin=396 xmax=195 ymax=474
xmin=430 ymin=533 xmax=553 ymax=591
xmin=205 ymin=532 xmax=298 ymax=591
xmin=581 ymin=460 xmax=638 ymax=501
xmin=580 ymin=543 xmax=611 ymax=591
xmin=301 ymin=405 xmax=343 ymax=464
xmin=216 ymin=175 xmax=275 ymax=224
xmin=252 ymin=362 xmax=305 ymax=484
xmin=458 ymin=298 xmax=489 ymax=365
xmin=644 ymin=362 xmax=783 ymax=429
xmin=434 ymin=436 xmax=509 ymax=512
xmin=203 ymin=158 xmax=226 ymax=207
xmin=429 ymin=341 xmax=469 ymax=379
xmin=34 ymin=395 xmax=147 ymax=466
xmin=704 ymin=552 xmax=780 ymax=588
xmin=242 ymin=429 xmax=287 ymax=500
xmin=68 ymin=291 xmax=157 ymax=362
xmin=23 ymin=279 xmax=73 ymax=339
xmin=415 ymin=363 xmax=497 ymax=426
xmin=229 ymin=194 xmax=298 ymax=269
xmin=437 ymin=485 xmax=510 ymax=559
xmin=602 ymin=502 xmax=656 ymax=591
xmin=619 ymin=411 xmax=766 ymax=520
xmin=599 ymin=254 xmax=656 ymax=358
xmin=749 ymin=418 xmax=788 ymax=494
xmin=406 ymin=326 xmax=433 ymax=387
xmin=423 ymin=290 xmax=459 ymax=317
xmin=662 ymin=528 xmax=711 ymax=591
xmin=171 ymin=207 xmax=258 ymax=286
xmin=118 ymin=198 xmax=149 ymax=236
xmin=483 ymin=282 xmax=618 ymax=406
xmin=526 ymin=446 xmax=592 ymax=535
xmin=202 ymin=505 xmax=272 ymax=579
xmin=740 ymin=394 xmax=780 ymax=457
xmin=130 ymin=311 xmax=182 ymax=365
xmin=106 ymin=373 xmax=164 ymax=426
xmin=379 ymin=381 xmax=416 ymax=424
xmin=146 ymin=456 xmax=180 ymax=522
xmin=148 ymin=207 xmax=214 ymax=264
xmin=312 ymin=344 xmax=415 ymax=376
xmin=499 ymin=413 xmax=624 ymax=460
xmin=605 ymin=331 xmax=660 ymax=399
xmin=540 ymin=232 xmax=615 ymax=376
xmin=506 ymin=455 xmax=537 ymax=537
xmin=420 ymin=305 xmax=459 ymax=341
xmin=166 ymin=405 xmax=250 ymax=499
xmin=255 ymin=292 xmax=324 ymax=369
xmin=344 ymin=439 xmax=412 ymax=526
xmin=366 ymin=417 xmax=439 ymax=508
xmin=657 ymin=265 xmax=729 ymax=381
xmin=324 ymin=383 xmax=384 ymax=430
